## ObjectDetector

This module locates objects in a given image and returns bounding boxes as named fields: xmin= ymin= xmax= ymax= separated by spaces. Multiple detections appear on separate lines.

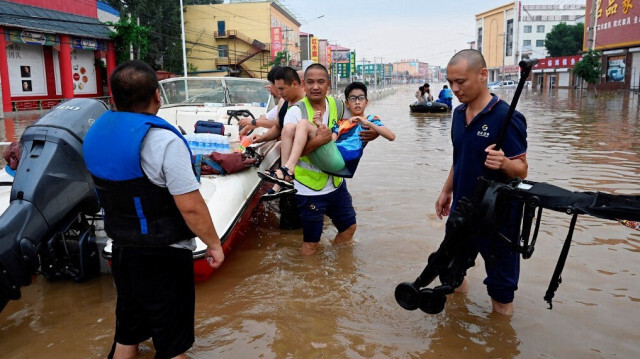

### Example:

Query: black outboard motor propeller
xmin=0 ymin=98 xmax=108 ymax=312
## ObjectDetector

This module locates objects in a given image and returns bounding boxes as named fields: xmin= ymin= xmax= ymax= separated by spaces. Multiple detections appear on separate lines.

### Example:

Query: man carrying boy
xmin=266 ymin=81 xmax=394 ymax=182
xmin=261 ymin=64 xmax=380 ymax=255
xmin=435 ymin=49 xmax=528 ymax=315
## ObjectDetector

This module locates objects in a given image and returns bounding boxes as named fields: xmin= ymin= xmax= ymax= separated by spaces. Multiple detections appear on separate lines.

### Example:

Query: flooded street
xmin=1 ymin=86 xmax=639 ymax=358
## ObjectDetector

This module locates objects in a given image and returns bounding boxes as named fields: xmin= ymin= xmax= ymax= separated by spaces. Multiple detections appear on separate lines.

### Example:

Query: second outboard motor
xmin=0 ymin=98 xmax=108 ymax=312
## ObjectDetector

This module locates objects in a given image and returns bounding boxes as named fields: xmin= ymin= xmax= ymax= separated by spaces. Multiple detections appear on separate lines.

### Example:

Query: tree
xmin=107 ymin=16 xmax=150 ymax=63
xmin=105 ymin=0 xmax=185 ymax=73
xmin=545 ymin=22 xmax=584 ymax=57
xmin=573 ymin=50 xmax=603 ymax=96
xmin=268 ymin=51 xmax=289 ymax=67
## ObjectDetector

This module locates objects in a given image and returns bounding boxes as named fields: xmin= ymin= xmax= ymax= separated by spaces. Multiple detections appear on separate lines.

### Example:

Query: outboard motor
xmin=0 ymin=98 xmax=108 ymax=312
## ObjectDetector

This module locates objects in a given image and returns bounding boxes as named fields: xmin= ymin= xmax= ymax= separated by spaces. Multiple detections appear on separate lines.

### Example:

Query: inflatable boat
xmin=409 ymin=101 xmax=450 ymax=113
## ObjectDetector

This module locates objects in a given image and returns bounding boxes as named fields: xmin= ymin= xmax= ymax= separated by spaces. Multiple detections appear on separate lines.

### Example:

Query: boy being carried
xmin=260 ymin=81 xmax=394 ymax=187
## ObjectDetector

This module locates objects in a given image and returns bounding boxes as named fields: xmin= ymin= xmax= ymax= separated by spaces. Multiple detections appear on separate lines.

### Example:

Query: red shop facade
xmin=0 ymin=0 xmax=116 ymax=111
xmin=584 ymin=0 xmax=640 ymax=91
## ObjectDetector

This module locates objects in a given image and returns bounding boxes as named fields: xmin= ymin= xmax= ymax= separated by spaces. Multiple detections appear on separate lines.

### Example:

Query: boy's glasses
xmin=347 ymin=95 xmax=367 ymax=102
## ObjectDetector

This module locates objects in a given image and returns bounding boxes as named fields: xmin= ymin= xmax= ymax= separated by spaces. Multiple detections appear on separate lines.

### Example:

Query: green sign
xmin=336 ymin=62 xmax=350 ymax=79
xmin=349 ymin=52 xmax=356 ymax=75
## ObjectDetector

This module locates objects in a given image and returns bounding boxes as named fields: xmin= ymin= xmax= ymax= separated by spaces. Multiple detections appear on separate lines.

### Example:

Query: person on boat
xmin=238 ymin=65 xmax=282 ymax=135
xmin=424 ymin=86 xmax=434 ymax=102
xmin=436 ymin=84 xmax=454 ymax=108
xmin=415 ymin=86 xmax=425 ymax=103
xmin=263 ymin=81 xmax=394 ymax=183
xmin=83 ymin=60 xmax=225 ymax=359
xmin=435 ymin=49 xmax=528 ymax=316
xmin=261 ymin=64 xmax=379 ymax=255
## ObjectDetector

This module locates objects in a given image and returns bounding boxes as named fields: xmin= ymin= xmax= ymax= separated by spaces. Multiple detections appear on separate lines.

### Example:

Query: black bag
xmin=195 ymin=120 xmax=224 ymax=135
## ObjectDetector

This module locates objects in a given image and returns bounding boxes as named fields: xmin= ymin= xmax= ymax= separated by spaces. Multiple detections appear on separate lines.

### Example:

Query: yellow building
xmin=185 ymin=0 xmax=300 ymax=78
xmin=476 ymin=2 xmax=519 ymax=82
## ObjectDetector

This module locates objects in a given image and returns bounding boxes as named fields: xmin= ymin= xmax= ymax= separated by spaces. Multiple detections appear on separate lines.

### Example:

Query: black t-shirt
xmin=278 ymin=100 xmax=289 ymax=129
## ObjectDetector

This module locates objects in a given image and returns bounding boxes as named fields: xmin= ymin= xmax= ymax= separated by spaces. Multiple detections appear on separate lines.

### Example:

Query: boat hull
xmin=410 ymin=101 xmax=450 ymax=113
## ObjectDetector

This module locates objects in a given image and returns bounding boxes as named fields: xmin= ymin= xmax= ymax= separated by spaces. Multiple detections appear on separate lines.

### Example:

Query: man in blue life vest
xmin=435 ymin=49 xmax=528 ymax=316
xmin=83 ymin=60 xmax=224 ymax=358
xmin=280 ymin=63 xmax=379 ymax=255
xmin=436 ymin=84 xmax=454 ymax=109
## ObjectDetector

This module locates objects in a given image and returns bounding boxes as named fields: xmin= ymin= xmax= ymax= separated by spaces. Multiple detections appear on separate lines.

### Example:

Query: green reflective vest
xmin=294 ymin=96 xmax=345 ymax=191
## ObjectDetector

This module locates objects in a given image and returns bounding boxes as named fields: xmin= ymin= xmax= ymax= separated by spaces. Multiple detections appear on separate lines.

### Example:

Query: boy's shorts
xmin=296 ymin=182 xmax=356 ymax=243
xmin=307 ymin=141 xmax=345 ymax=173
xmin=112 ymin=245 xmax=195 ymax=358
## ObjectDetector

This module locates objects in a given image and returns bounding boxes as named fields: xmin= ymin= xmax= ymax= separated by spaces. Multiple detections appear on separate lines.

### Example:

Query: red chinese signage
xmin=533 ymin=55 xmax=583 ymax=69
xmin=584 ymin=0 xmax=640 ymax=51
xmin=311 ymin=37 xmax=319 ymax=63
xmin=270 ymin=27 xmax=282 ymax=58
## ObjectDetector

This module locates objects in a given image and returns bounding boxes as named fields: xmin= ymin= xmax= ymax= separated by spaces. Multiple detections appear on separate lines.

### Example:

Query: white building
xmin=519 ymin=3 xmax=586 ymax=60
xmin=476 ymin=1 xmax=586 ymax=82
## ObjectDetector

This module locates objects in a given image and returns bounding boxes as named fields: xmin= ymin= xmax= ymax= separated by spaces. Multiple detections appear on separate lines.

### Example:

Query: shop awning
xmin=0 ymin=1 xmax=112 ymax=40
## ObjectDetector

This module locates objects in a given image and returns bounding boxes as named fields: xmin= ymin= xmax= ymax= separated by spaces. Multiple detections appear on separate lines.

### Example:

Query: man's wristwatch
xmin=251 ymin=119 xmax=257 ymax=126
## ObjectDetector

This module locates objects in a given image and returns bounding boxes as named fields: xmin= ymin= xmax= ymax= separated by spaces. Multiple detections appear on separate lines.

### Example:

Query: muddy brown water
xmin=0 ymin=87 xmax=639 ymax=358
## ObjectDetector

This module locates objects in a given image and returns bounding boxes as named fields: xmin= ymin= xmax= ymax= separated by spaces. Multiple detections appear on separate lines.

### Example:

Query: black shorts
xmin=111 ymin=245 xmax=195 ymax=358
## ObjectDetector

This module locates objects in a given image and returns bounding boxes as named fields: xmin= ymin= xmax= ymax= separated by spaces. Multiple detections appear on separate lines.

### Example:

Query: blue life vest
xmin=83 ymin=111 xmax=195 ymax=246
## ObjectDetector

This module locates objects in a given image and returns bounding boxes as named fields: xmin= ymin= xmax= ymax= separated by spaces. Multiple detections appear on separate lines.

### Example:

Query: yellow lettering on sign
xmin=606 ymin=0 xmax=618 ymax=16
xmin=622 ymin=0 xmax=632 ymax=13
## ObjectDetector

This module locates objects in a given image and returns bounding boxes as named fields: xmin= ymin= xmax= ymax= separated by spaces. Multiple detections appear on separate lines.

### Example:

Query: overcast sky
xmin=276 ymin=0 xmax=587 ymax=67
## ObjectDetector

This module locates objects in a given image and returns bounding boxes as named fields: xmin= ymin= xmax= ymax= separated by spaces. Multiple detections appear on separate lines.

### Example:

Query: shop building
xmin=476 ymin=2 xmax=585 ymax=82
xmin=531 ymin=54 xmax=583 ymax=91
xmin=185 ymin=0 xmax=300 ymax=78
xmin=0 ymin=0 xmax=115 ymax=111
xmin=584 ymin=0 xmax=640 ymax=91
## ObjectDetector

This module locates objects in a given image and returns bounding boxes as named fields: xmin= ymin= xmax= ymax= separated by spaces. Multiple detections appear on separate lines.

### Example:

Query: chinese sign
xmin=7 ymin=44 xmax=47 ymax=96
xmin=318 ymin=39 xmax=327 ymax=67
xmin=71 ymin=37 xmax=106 ymax=51
xmin=6 ymin=30 xmax=58 ymax=46
xmin=311 ymin=37 xmax=319 ymax=63
xmin=326 ymin=46 xmax=332 ymax=68
xmin=270 ymin=27 xmax=282 ymax=58
xmin=336 ymin=62 xmax=350 ymax=79
xmin=349 ymin=52 xmax=356 ymax=75
xmin=533 ymin=55 xmax=583 ymax=69
xmin=584 ymin=0 xmax=640 ymax=50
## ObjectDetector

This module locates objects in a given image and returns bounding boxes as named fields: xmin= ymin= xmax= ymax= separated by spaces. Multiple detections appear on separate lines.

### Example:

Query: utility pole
xmin=179 ymin=0 xmax=187 ymax=77
xmin=282 ymin=29 xmax=293 ymax=66
xmin=587 ymin=0 xmax=599 ymax=51
xmin=373 ymin=57 xmax=377 ymax=88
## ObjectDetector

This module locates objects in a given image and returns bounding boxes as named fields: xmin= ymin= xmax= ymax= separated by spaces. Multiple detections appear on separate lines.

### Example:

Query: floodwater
xmin=1 ymin=86 xmax=639 ymax=358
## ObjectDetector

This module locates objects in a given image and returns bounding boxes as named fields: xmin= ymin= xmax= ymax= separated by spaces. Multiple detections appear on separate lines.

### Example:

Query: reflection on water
xmin=0 ymin=88 xmax=639 ymax=358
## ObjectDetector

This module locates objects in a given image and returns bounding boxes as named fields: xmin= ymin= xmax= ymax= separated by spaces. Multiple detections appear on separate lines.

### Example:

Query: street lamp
xmin=304 ymin=15 xmax=325 ymax=62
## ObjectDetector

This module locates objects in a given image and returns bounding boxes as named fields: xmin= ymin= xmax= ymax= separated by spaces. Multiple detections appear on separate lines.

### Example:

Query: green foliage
xmin=267 ymin=51 xmax=289 ymax=67
xmin=187 ymin=62 xmax=198 ymax=73
xmin=545 ymin=22 xmax=584 ymax=57
xmin=107 ymin=16 xmax=150 ymax=63
xmin=573 ymin=50 xmax=603 ymax=85
xmin=105 ymin=0 xmax=185 ymax=74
